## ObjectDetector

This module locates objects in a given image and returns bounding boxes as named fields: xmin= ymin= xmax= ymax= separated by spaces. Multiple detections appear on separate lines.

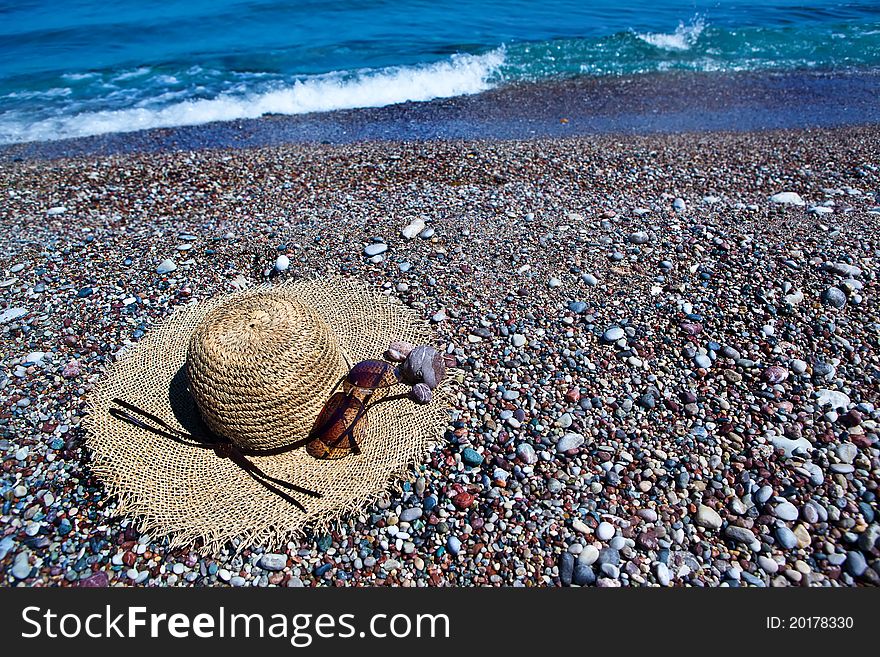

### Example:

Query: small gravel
xmin=1 ymin=125 xmax=878 ymax=588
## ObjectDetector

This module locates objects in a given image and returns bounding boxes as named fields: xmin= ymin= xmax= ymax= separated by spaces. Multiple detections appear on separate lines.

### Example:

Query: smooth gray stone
xmin=363 ymin=243 xmax=388 ymax=257
xmin=725 ymin=526 xmax=757 ymax=546
xmin=557 ymin=433 xmax=585 ymax=453
xmin=12 ymin=551 xmax=32 ymax=580
xmin=821 ymin=286 xmax=847 ymax=308
xmin=156 ymin=258 xmax=177 ymax=274
xmin=772 ymin=501 xmax=799 ymax=522
xmin=399 ymin=507 xmax=423 ymax=522
xmin=258 ymin=553 xmax=287 ymax=571
xmin=602 ymin=326 xmax=624 ymax=342
xmin=845 ymin=551 xmax=867 ymax=577
xmin=775 ymin=526 xmax=797 ymax=550
xmin=596 ymin=548 xmax=620 ymax=567
xmin=573 ymin=563 xmax=596 ymax=586
xmin=559 ymin=552 xmax=575 ymax=586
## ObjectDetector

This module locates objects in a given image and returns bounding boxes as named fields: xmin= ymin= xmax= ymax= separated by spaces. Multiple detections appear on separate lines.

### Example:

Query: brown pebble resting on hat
xmin=85 ymin=277 xmax=452 ymax=554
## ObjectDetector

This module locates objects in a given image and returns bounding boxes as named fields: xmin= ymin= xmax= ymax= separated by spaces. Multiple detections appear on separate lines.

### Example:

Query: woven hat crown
xmin=186 ymin=292 xmax=346 ymax=451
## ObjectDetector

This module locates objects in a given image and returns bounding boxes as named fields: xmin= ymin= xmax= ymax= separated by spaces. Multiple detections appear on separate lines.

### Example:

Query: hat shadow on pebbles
xmin=85 ymin=277 xmax=453 ymax=554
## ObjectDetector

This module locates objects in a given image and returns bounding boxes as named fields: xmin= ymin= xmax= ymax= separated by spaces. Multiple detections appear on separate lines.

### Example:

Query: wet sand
xmin=2 ymin=68 xmax=879 ymax=161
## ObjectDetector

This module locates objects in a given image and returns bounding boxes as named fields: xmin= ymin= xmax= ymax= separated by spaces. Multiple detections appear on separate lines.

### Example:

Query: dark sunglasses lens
xmin=347 ymin=359 xmax=397 ymax=389
xmin=307 ymin=393 xmax=367 ymax=459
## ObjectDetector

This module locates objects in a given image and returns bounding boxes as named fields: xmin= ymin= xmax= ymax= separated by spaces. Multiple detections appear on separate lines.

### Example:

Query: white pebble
xmin=597 ymin=522 xmax=615 ymax=541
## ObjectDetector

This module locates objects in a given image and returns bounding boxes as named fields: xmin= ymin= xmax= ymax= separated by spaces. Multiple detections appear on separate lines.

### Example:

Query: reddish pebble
xmin=79 ymin=571 xmax=109 ymax=588
xmin=762 ymin=365 xmax=789 ymax=384
xmin=565 ymin=387 xmax=580 ymax=403
xmin=636 ymin=531 xmax=658 ymax=551
xmin=841 ymin=410 xmax=862 ymax=428
xmin=122 ymin=551 xmax=136 ymax=567
xmin=452 ymin=492 xmax=474 ymax=510
xmin=62 ymin=361 xmax=80 ymax=378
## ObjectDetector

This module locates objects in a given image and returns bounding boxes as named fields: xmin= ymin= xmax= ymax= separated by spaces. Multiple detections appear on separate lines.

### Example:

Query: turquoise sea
xmin=1 ymin=1 xmax=879 ymax=144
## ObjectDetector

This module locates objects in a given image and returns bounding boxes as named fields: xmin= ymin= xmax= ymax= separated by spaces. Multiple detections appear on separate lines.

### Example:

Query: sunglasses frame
xmin=307 ymin=359 xmax=400 ymax=459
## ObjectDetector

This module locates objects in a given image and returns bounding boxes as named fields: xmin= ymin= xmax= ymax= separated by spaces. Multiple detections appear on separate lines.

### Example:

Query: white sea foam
xmin=112 ymin=67 xmax=152 ymax=82
xmin=61 ymin=72 xmax=97 ymax=81
xmin=637 ymin=17 xmax=705 ymax=51
xmin=0 ymin=49 xmax=504 ymax=145
xmin=2 ymin=87 xmax=72 ymax=101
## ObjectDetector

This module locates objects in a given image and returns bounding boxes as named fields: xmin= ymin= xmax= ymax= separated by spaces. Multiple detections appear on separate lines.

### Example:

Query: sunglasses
xmin=306 ymin=359 xmax=400 ymax=460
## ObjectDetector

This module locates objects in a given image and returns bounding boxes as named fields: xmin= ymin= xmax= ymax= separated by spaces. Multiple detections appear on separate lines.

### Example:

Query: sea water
xmin=1 ymin=0 xmax=878 ymax=144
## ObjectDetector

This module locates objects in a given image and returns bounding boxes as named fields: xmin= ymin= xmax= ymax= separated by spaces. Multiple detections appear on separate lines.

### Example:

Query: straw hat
xmin=85 ymin=277 xmax=452 ymax=553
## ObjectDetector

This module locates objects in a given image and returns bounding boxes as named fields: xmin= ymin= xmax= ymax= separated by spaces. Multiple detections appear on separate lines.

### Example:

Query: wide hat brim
xmin=85 ymin=277 xmax=451 ymax=553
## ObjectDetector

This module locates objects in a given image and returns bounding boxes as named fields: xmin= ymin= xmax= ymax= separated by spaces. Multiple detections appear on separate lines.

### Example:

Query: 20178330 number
xmin=766 ymin=617 xmax=854 ymax=629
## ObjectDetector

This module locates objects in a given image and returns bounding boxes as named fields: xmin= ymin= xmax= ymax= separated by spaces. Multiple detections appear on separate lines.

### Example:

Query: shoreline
xmin=2 ymin=68 xmax=880 ymax=161
xmin=1 ymin=125 xmax=879 ymax=587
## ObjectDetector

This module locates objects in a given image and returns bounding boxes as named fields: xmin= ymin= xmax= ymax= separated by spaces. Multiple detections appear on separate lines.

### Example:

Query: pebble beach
xmin=1 ymin=125 xmax=879 ymax=587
